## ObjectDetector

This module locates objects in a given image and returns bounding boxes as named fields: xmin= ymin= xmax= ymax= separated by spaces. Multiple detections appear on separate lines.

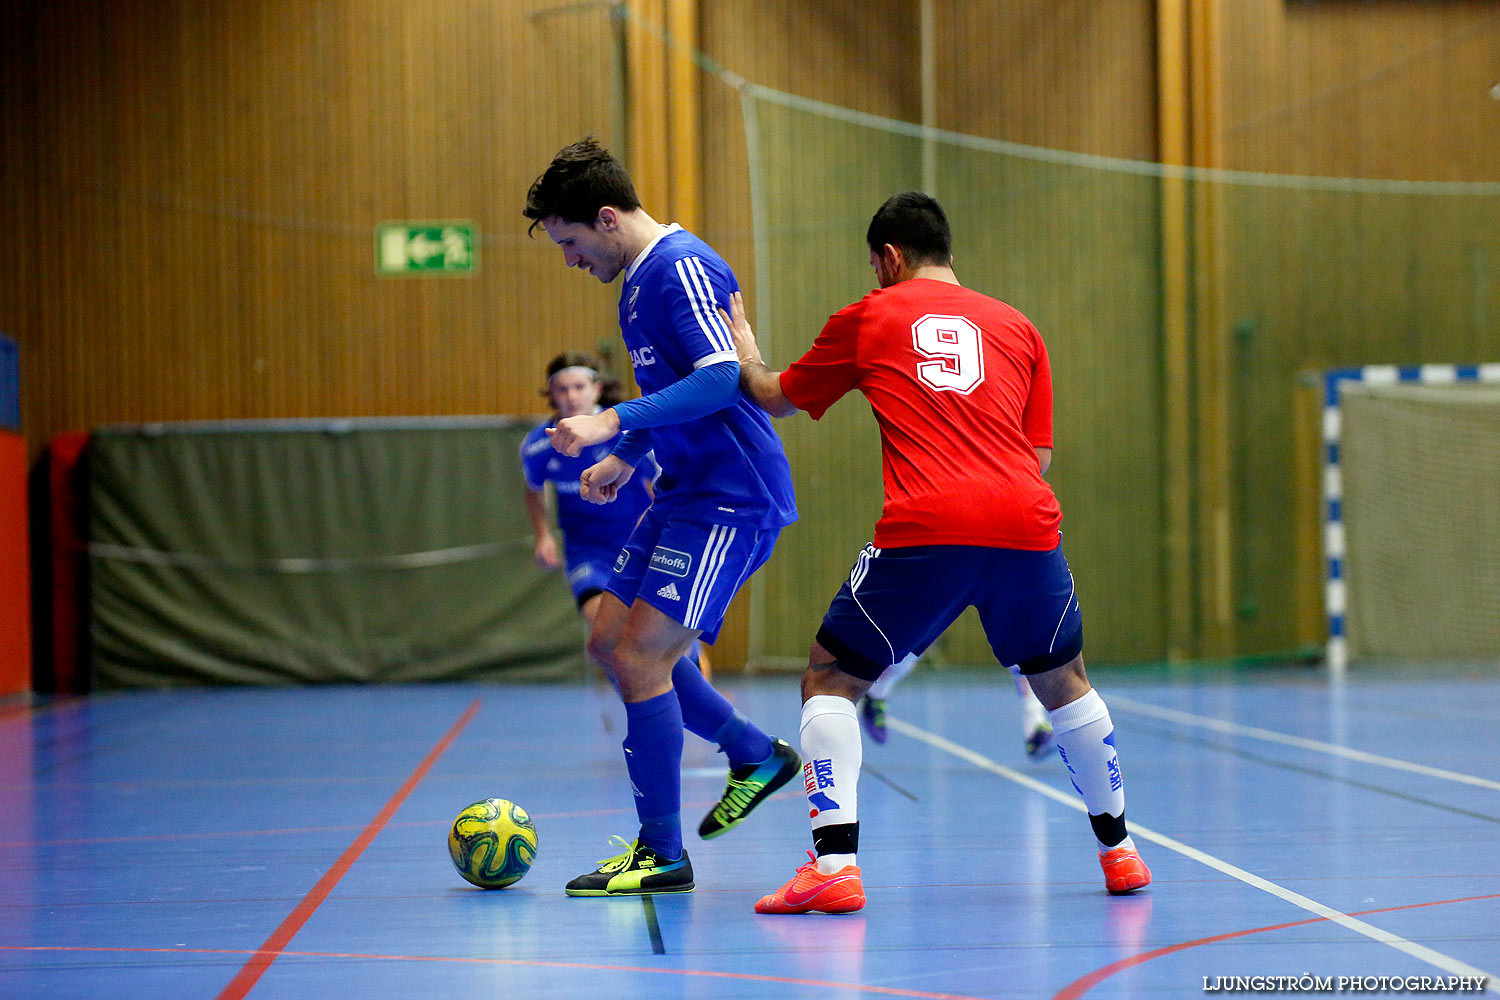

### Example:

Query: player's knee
xmin=800 ymin=662 xmax=869 ymax=703
xmin=584 ymin=629 xmax=617 ymax=671
xmin=1024 ymin=654 xmax=1089 ymax=711
xmin=611 ymin=641 xmax=676 ymax=700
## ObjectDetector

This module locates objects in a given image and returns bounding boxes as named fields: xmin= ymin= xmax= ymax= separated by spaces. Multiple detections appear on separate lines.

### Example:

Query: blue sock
xmin=623 ymin=691 xmax=684 ymax=860
xmin=670 ymin=655 xmax=773 ymax=766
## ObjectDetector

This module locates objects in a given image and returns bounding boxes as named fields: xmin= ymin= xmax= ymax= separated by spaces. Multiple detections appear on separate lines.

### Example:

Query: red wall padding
xmin=47 ymin=433 xmax=90 ymax=694
xmin=0 ymin=431 xmax=30 ymax=694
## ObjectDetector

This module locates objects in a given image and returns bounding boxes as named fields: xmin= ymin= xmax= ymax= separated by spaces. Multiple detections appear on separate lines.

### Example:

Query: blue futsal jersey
xmin=520 ymin=420 xmax=658 ymax=547
xmin=616 ymin=225 xmax=796 ymax=530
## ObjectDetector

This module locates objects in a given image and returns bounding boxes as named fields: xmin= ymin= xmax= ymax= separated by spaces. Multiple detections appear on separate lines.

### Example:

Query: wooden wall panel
xmin=1222 ymin=3 xmax=1500 ymax=179
xmin=3 ymin=0 xmax=630 ymax=461
xmin=697 ymin=0 xmax=921 ymax=312
xmin=935 ymin=0 xmax=1160 ymax=159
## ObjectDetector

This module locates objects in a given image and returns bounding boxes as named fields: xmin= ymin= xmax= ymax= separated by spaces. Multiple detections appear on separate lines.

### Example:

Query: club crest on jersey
xmin=650 ymin=546 xmax=692 ymax=578
xmin=629 ymin=346 xmax=656 ymax=369
xmin=627 ymin=285 xmax=641 ymax=323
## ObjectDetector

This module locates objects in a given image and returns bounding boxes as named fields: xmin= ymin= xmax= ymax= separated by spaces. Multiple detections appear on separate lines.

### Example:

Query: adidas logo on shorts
xmin=656 ymin=582 xmax=681 ymax=601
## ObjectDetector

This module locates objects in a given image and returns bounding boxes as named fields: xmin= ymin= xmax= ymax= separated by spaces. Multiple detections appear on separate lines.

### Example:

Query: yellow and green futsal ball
xmin=448 ymin=798 xmax=537 ymax=889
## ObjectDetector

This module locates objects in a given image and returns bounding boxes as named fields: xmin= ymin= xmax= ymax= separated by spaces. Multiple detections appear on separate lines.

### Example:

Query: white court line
xmin=1107 ymin=695 xmax=1500 ymax=792
xmin=886 ymin=716 xmax=1497 ymax=982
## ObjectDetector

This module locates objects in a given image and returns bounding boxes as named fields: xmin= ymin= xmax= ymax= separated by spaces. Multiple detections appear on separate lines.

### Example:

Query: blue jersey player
xmin=521 ymin=352 xmax=660 ymax=626
xmin=523 ymin=137 xmax=800 ymax=896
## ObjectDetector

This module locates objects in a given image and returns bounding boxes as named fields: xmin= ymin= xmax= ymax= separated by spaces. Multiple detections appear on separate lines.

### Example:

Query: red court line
xmin=214 ymin=698 xmax=482 ymax=1000
xmin=0 ymin=700 xmax=37 ymax=724
xmin=2 ymin=944 xmax=988 ymax=1000
xmin=1053 ymin=892 xmax=1500 ymax=1000
xmin=0 ymin=695 xmax=82 ymax=726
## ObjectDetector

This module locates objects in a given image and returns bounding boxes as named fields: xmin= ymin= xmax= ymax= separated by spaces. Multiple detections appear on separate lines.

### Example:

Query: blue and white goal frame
xmin=1322 ymin=362 xmax=1500 ymax=672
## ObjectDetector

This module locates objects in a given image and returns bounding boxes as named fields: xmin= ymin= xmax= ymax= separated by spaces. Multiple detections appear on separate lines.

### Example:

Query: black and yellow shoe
xmin=698 ymin=737 xmax=801 ymax=840
xmin=564 ymin=836 xmax=695 ymax=896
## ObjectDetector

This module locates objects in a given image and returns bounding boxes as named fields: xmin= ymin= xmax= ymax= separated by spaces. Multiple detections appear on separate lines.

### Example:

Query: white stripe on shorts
xmin=686 ymin=525 xmax=736 ymax=629
xmin=1047 ymin=569 xmax=1078 ymax=654
xmin=847 ymin=544 xmax=896 ymax=667
xmin=850 ymin=543 xmax=877 ymax=592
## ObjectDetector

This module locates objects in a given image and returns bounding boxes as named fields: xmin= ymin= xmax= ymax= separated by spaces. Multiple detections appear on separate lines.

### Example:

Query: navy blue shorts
xmin=817 ymin=542 xmax=1083 ymax=682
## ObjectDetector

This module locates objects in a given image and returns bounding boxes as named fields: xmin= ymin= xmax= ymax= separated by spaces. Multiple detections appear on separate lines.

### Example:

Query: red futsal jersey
xmin=779 ymin=278 xmax=1062 ymax=550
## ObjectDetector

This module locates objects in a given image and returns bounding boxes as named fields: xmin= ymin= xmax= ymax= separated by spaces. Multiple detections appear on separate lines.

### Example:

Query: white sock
xmin=867 ymin=651 xmax=918 ymax=700
xmin=800 ymin=695 xmax=862 ymax=873
xmin=1048 ymin=689 xmax=1129 ymax=850
xmin=1010 ymin=666 xmax=1049 ymax=733
xmin=1021 ymin=689 xmax=1050 ymax=734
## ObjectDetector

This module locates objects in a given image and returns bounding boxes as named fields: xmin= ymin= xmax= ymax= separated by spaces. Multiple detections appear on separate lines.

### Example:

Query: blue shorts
xmin=606 ymin=508 xmax=780 ymax=644
xmin=564 ymin=544 xmax=620 ymax=606
xmin=817 ymin=542 xmax=1083 ymax=682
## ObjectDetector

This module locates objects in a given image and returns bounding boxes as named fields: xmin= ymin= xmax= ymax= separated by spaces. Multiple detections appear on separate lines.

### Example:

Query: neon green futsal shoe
xmin=698 ymin=737 xmax=801 ymax=839
xmin=564 ymin=836 xmax=694 ymax=896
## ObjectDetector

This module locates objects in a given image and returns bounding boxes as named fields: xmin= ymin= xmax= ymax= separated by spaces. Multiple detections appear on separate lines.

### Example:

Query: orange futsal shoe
xmin=755 ymin=852 xmax=866 ymax=914
xmin=1100 ymin=845 xmax=1152 ymax=894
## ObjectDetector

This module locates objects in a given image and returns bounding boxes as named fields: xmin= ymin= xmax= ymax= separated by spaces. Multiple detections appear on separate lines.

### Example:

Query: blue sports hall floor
xmin=1 ymin=662 xmax=1496 ymax=999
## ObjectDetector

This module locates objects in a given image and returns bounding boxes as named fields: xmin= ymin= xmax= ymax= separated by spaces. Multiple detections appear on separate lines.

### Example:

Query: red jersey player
xmin=727 ymin=191 xmax=1150 ymax=913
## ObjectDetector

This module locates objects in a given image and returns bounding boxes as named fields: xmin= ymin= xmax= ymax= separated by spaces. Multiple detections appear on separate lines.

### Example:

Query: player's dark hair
xmin=523 ymin=137 xmax=642 ymax=236
xmin=866 ymin=191 xmax=952 ymax=267
xmin=542 ymin=350 xmax=622 ymax=408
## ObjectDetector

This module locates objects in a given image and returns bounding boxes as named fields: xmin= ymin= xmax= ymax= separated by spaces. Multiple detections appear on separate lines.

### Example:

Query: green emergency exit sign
xmin=375 ymin=221 xmax=476 ymax=276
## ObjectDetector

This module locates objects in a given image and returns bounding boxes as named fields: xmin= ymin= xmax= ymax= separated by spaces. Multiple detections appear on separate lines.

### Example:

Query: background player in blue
xmin=523 ymin=137 xmax=800 ymax=896
xmin=522 ymin=351 xmax=711 ymax=673
xmin=521 ymin=351 xmax=659 ymax=627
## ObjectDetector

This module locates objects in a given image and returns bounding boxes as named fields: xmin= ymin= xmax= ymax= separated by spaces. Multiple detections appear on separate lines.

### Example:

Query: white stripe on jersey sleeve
xmin=692 ymin=351 xmax=738 ymax=369
xmin=687 ymin=257 xmax=736 ymax=351
xmin=674 ymin=257 xmax=734 ymax=355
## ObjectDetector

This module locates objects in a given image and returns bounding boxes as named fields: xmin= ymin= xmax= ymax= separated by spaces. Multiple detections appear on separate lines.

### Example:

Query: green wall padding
xmin=88 ymin=418 xmax=584 ymax=687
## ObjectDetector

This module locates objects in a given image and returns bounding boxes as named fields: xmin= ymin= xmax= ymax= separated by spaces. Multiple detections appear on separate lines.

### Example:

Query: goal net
xmin=1340 ymin=381 xmax=1500 ymax=661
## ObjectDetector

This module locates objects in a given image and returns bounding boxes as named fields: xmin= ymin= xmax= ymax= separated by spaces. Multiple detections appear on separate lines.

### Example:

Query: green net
xmin=1341 ymin=383 xmax=1500 ymax=661
xmin=739 ymin=84 xmax=1500 ymax=667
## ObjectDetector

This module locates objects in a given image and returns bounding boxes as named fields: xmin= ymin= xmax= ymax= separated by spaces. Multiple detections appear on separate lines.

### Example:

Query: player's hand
xmin=533 ymin=533 xmax=562 ymax=571
xmin=721 ymin=291 xmax=763 ymax=366
xmin=579 ymin=455 xmax=635 ymax=505
xmin=547 ymin=409 xmax=622 ymax=457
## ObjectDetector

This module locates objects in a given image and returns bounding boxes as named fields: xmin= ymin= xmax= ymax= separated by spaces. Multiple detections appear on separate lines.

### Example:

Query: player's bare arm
xmin=548 ymin=407 xmax=622 ymax=456
xmin=523 ymin=487 xmax=563 ymax=569
xmin=579 ymin=453 xmax=635 ymax=505
xmin=722 ymin=291 xmax=799 ymax=418
xmin=1035 ymin=447 xmax=1052 ymax=475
